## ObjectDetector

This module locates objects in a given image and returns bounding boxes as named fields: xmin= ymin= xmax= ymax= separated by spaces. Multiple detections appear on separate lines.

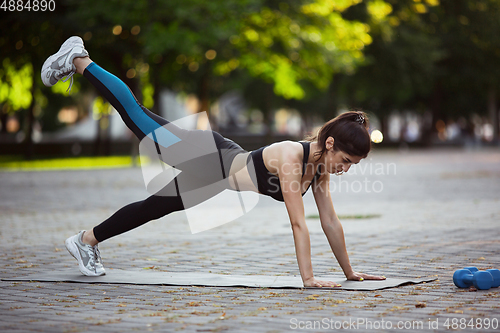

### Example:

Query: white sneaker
xmin=65 ymin=230 xmax=106 ymax=276
xmin=41 ymin=36 xmax=89 ymax=92
xmin=94 ymin=246 xmax=106 ymax=276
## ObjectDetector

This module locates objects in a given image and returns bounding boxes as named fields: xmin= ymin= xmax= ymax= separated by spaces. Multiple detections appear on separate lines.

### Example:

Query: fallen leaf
xmin=306 ymin=294 xmax=320 ymax=300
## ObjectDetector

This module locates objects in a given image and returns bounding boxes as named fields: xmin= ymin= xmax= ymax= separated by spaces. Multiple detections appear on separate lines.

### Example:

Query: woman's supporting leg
xmin=92 ymin=194 xmax=185 ymax=243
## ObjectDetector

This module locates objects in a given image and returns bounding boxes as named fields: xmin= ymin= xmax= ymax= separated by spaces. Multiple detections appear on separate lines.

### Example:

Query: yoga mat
xmin=2 ymin=269 xmax=436 ymax=290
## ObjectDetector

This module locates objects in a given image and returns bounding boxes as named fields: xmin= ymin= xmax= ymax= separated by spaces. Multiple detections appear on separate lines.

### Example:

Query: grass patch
xmin=306 ymin=214 xmax=381 ymax=220
xmin=0 ymin=155 xmax=147 ymax=171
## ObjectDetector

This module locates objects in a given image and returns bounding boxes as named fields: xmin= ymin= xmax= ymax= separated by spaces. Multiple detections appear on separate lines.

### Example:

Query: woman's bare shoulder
xmin=265 ymin=141 xmax=303 ymax=160
xmin=262 ymin=141 xmax=303 ymax=174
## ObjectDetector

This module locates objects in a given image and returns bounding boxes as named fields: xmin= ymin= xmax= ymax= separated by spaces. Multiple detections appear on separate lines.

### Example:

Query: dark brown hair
xmin=308 ymin=111 xmax=371 ymax=159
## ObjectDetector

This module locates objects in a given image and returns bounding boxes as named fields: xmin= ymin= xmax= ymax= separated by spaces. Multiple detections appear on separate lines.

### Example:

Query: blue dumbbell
xmin=464 ymin=266 xmax=479 ymax=273
xmin=486 ymin=269 xmax=500 ymax=288
xmin=453 ymin=268 xmax=494 ymax=290
xmin=460 ymin=267 xmax=500 ymax=288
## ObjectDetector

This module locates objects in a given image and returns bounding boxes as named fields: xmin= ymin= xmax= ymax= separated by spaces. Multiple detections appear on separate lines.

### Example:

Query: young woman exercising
xmin=42 ymin=36 xmax=385 ymax=288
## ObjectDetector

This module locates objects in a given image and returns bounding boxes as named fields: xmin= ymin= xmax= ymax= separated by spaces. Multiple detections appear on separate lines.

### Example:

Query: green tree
xmin=2 ymin=0 xmax=396 ymax=157
xmin=69 ymin=0 xmax=386 ymax=111
xmin=330 ymin=0 xmax=500 ymax=142
xmin=427 ymin=0 xmax=500 ymax=139
xmin=219 ymin=0 xmax=392 ymax=136
xmin=328 ymin=0 xmax=442 ymax=136
xmin=0 ymin=60 xmax=34 ymax=133
xmin=0 ymin=5 xmax=85 ymax=157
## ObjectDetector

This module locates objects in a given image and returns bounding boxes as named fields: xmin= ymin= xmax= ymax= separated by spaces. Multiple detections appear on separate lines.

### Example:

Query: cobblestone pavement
xmin=1 ymin=147 xmax=499 ymax=332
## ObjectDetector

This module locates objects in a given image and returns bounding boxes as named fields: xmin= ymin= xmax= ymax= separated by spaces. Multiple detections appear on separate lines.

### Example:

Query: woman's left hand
xmin=347 ymin=271 xmax=386 ymax=281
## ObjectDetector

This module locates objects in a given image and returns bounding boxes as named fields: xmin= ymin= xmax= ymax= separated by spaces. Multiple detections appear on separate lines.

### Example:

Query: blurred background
xmin=1 ymin=0 xmax=500 ymax=161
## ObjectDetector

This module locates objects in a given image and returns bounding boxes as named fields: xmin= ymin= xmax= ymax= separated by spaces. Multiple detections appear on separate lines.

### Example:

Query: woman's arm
xmin=312 ymin=173 xmax=385 ymax=281
xmin=276 ymin=142 xmax=340 ymax=288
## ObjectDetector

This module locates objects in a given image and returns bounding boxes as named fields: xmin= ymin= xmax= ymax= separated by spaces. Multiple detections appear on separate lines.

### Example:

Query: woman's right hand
xmin=303 ymin=277 xmax=341 ymax=288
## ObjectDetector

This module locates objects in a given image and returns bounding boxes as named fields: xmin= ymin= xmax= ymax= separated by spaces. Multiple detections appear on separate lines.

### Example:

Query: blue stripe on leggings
xmin=86 ymin=63 xmax=181 ymax=148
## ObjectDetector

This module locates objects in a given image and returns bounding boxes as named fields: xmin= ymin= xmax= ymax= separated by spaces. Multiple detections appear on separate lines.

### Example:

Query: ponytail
xmin=308 ymin=111 xmax=371 ymax=159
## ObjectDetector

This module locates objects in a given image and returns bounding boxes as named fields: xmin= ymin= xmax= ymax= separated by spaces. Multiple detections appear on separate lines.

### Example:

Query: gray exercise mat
xmin=2 ymin=269 xmax=436 ymax=290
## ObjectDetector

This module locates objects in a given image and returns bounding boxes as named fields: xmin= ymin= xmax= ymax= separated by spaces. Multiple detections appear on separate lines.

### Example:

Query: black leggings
xmin=84 ymin=63 xmax=246 ymax=242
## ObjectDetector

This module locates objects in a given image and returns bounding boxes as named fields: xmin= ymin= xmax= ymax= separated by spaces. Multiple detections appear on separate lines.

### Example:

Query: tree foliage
xmin=1 ymin=0 xmax=500 ymax=147
xmin=217 ymin=0 xmax=377 ymax=99
xmin=331 ymin=0 xmax=500 ymax=124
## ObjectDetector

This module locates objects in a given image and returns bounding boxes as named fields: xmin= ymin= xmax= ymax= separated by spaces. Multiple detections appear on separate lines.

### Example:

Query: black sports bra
xmin=249 ymin=141 xmax=322 ymax=202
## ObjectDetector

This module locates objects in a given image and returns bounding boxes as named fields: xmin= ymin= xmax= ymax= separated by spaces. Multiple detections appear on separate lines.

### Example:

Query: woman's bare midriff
xmin=227 ymin=152 xmax=259 ymax=192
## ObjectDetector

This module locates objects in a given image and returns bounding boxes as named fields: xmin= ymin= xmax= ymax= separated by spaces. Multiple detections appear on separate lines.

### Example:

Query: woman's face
xmin=323 ymin=137 xmax=363 ymax=175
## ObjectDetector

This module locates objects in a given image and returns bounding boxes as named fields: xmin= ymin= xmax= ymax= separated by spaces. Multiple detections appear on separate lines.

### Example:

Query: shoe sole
xmin=41 ymin=36 xmax=84 ymax=87
xmin=65 ymin=236 xmax=104 ymax=277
